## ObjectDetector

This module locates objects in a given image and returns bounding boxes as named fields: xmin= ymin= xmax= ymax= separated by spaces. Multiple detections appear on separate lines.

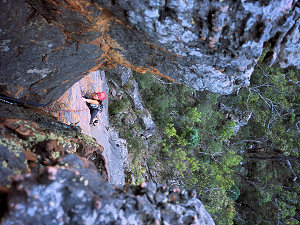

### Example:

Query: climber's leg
xmin=89 ymin=108 xmax=99 ymax=124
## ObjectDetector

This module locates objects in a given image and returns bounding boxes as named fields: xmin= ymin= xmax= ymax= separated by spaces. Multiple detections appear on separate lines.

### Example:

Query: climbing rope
xmin=43 ymin=107 xmax=89 ymax=112
xmin=0 ymin=95 xmax=53 ymax=107
xmin=0 ymin=95 xmax=89 ymax=112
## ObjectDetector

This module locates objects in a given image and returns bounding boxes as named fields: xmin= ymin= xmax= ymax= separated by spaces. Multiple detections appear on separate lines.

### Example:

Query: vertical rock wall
xmin=1 ymin=0 xmax=300 ymax=104
xmin=53 ymin=70 xmax=128 ymax=185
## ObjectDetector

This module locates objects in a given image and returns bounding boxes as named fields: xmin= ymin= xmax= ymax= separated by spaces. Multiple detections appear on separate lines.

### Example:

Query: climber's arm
xmin=83 ymin=98 xmax=99 ymax=105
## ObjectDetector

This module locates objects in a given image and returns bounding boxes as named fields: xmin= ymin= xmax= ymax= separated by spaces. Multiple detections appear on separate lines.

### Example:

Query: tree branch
xmin=245 ymin=154 xmax=300 ymax=162
xmin=152 ymin=74 xmax=175 ymax=85
xmin=285 ymin=160 xmax=298 ymax=182
xmin=233 ymin=139 xmax=266 ymax=145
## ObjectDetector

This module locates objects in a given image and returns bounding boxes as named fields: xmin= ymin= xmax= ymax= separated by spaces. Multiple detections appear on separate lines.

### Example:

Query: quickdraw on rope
xmin=0 ymin=95 xmax=89 ymax=112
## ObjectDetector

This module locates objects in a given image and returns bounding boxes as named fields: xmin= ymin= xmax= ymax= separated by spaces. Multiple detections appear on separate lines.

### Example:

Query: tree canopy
xmin=127 ymin=56 xmax=299 ymax=224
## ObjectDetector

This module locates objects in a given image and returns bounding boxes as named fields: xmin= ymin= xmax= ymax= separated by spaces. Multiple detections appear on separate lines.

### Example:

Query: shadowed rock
xmin=0 ymin=115 xmax=108 ymax=187
xmin=1 ymin=0 xmax=299 ymax=103
xmin=0 ymin=154 xmax=214 ymax=225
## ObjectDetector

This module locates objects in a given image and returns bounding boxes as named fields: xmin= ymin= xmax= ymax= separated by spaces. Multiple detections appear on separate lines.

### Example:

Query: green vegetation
xmin=109 ymin=59 xmax=299 ymax=224
xmin=226 ymin=55 xmax=300 ymax=225
xmin=109 ymin=96 xmax=130 ymax=115
xmin=107 ymin=75 xmax=148 ymax=185
xmin=131 ymin=61 xmax=299 ymax=224
xmin=133 ymin=72 xmax=240 ymax=224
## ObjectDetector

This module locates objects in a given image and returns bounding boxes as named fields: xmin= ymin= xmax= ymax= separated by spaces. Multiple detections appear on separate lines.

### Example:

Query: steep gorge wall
xmin=0 ymin=114 xmax=214 ymax=224
xmin=1 ymin=0 xmax=299 ymax=103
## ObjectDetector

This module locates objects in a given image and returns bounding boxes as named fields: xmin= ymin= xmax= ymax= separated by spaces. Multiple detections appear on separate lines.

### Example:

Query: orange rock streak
xmin=46 ymin=0 xmax=178 ymax=83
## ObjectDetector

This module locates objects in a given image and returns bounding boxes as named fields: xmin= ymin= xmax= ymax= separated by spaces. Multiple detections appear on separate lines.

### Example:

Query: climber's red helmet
xmin=95 ymin=91 xmax=107 ymax=101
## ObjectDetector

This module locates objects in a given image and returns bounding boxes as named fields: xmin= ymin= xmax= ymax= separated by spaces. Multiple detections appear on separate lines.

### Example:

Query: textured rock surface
xmin=273 ymin=18 xmax=300 ymax=68
xmin=0 ymin=154 xmax=214 ymax=225
xmin=109 ymin=66 xmax=157 ymax=138
xmin=1 ymin=0 xmax=300 ymax=103
xmin=125 ymin=76 xmax=157 ymax=138
xmin=218 ymin=103 xmax=252 ymax=134
xmin=107 ymin=127 xmax=129 ymax=184
xmin=129 ymin=79 xmax=157 ymax=138
xmin=0 ymin=0 xmax=104 ymax=103
xmin=0 ymin=115 xmax=107 ymax=188
xmin=99 ymin=0 xmax=300 ymax=93
xmin=53 ymin=70 xmax=128 ymax=185
xmin=0 ymin=106 xmax=214 ymax=224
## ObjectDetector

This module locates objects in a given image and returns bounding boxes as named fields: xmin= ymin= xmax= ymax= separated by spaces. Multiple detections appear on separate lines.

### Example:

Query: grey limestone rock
xmin=108 ymin=127 xmax=129 ymax=184
xmin=0 ymin=154 xmax=215 ymax=225
xmin=109 ymin=65 xmax=157 ymax=138
xmin=1 ymin=0 xmax=300 ymax=104
xmin=127 ymin=78 xmax=157 ymax=138
xmin=97 ymin=0 xmax=300 ymax=94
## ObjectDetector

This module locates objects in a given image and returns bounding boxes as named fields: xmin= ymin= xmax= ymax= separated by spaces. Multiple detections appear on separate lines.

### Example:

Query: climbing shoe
xmin=92 ymin=119 xmax=98 ymax=126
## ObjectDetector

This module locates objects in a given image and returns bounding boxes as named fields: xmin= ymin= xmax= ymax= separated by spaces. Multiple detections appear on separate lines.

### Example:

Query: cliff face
xmin=1 ymin=1 xmax=298 ymax=224
xmin=1 ymin=0 xmax=299 ymax=104
xmin=0 ymin=103 xmax=214 ymax=225
xmin=99 ymin=0 xmax=300 ymax=93
xmin=0 ymin=154 xmax=214 ymax=225
xmin=53 ymin=70 xmax=128 ymax=185
xmin=0 ymin=101 xmax=214 ymax=224
xmin=0 ymin=109 xmax=107 ymax=187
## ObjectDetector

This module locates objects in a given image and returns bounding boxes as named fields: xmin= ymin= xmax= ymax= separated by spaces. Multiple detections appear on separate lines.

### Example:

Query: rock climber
xmin=82 ymin=91 xmax=107 ymax=126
